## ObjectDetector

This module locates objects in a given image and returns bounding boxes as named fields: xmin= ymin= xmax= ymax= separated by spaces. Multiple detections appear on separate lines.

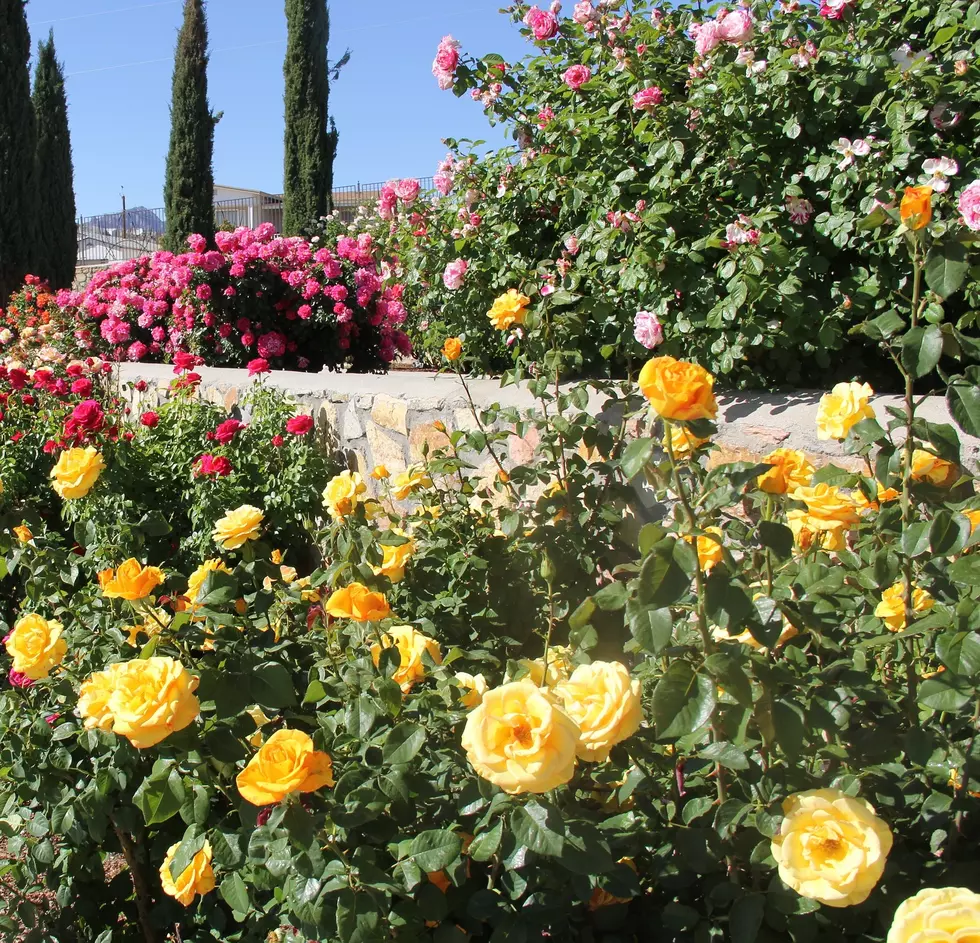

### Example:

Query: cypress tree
xmin=33 ymin=30 xmax=77 ymax=289
xmin=163 ymin=0 xmax=216 ymax=253
xmin=282 ymin=0 xmax=338 ymax=235
xmin=0 ymin=0 xmax=38 ymax=303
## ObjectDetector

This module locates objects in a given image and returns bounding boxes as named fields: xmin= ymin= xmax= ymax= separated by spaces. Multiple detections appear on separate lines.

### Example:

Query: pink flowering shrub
xmin=5 ymin=225 xmax=410 ymax=373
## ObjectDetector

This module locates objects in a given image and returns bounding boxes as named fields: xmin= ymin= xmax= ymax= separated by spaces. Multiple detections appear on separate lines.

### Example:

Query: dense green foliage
xmin=0 ymin=0 xmax=38 ymax=304
xmin=282 ymin=0 xmax=337 ymax=235
xmin=32 ymin=30 xmax=77 ymax=290
xmin=163 ymin=0 xmax=217 ymax=254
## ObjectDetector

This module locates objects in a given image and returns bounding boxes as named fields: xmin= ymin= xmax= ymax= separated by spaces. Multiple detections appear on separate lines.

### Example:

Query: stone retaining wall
xmin=117 ymin=363 xmax=980 ymax=477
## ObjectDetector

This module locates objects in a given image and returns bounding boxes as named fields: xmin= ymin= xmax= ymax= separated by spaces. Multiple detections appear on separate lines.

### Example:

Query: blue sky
xmin=25 ymin=0 xmax=529 ymax=217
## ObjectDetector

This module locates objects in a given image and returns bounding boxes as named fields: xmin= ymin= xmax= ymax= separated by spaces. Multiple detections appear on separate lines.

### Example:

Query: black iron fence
xmin=76 ymin=178 xmax=437 ymax=266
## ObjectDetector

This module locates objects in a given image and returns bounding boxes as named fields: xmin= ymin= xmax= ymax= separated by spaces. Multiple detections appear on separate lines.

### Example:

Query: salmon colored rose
xmin=159 ymin=841 xmax=215 ymax=906
xmin=887 ymin=887 xmax=980 ymax=943
xmin=324 ymin=582 xmax=391 ymax=622
xmin=555 ymin=661 xmax=642 ymax=761
xmin=900 ymin=184 xmax=933 ymax=231
xmin=5 ymin=614 xmax=66 ymax=680
xmin=875 ymin=581 xmax=935 ymax=632
xmin=757 ymin=448 xmax=815 ymax=495
xmin=487 ymin=289 xmax=531 ymax=330
xmin=461 ymin=680 xmax=580 ymax=794
xmin=50 ymin=446 xmax=106 ymax=499
xmin=638 ymin=356 xmax=718 ymax=421
xmin=442 ymin=337 xmax=463 ymax=361
xmin=391 ymin=465 xmax=433 ymax=501
xmin=236 ymin=728 xmax=334 ymax=806
xmin=371 ymin=624 xmax=442 ymax=692
xmin=212 ymin=505 xmax=264 ymax=550
xmin=98 ymin=558 xmax=164 ymax=600
xmin=322 ymin=470 xmax=367 ymax=520
xmin=910 ymin=449 xmax=959 ymax=487
xmin=816 ymin=382 xmax=875 ymax=441
xmin=771 ymin=788 xmax=893 ymax=908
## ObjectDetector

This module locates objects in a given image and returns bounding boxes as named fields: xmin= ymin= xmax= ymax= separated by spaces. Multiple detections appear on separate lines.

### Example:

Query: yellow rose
xmin=185 ymin=558 xmax=232 ymax=615
xmin=443 ymin=337 xmax=463 ymax=361
xmin=887 ymin=887 xmax=980 ymax=943
xmin=456 ymin=672 xmax=488 ymax=709
xmin=900 ymin=184 xmax=933 ymax=231
xmin=324 ymin=582 xmax=391 ymax=622
xmin=50 ymin=446 xmax=106 ymax=499
xmin=757 ymin=449 xmax=815 ymax=495
xmin=854 ymin=482 xmax=901 ymax=513
xmin=965 ymin=508 xmax=980 ymax=536
xmin=270 ymin=549 xmax=284 ymax=564
xmin=391 ymin=465 xmax=433 ymax=501
xmin=371 ymin=624 xmax=442 ymax=692
xmin=787 ymin=510 xmax=847 ymax=553
xmin=461 ymin=680 xmax=580 ymax=794
xmin=683 ymin=527 xmax=724 ymax=572
xmin=910 ymin=449 xmax=959 ymax=488
xmin=88 ymin=656 xmax=200 ymax=748
xmin=372 ymin=535 xmax=416 ymax=583
xmin=874 ymin=581 xmax=935 ymax=632
xmin=487 ymin=289 xmax=531 ymax=330
xmin=663 ymin=424 xmax=709 ymax=461
xmin=371 ymin=465 xmax=389 ymax=480
xmin=771 ymin=788 xmax=893 ymax=908
xmin=124 ymin=608 xmax=171 ymax=647
xmin=236 ymin=728 xmax=334 ymax=806
xmin=12 ymin=524 xmax=32 ymax=543
xmin=5 ymin=614 xmax=66 ymax=680
xmin=638 ymin=356 xmax=718 ymax=421
xmin=323 ymin=470 xmax=367 ymax=520
xmin=555 ymin=661 xmax=642 ymax=762
xmin=99 ymin=558 xmax=164 ymax=600
xmin=213 ymin=505 xmax=264 ymax=550
xmin=159 ymin=840 xmax=215 ymax=906
xmin=518 ymin=645 xmax=574 ymax=688
xmin=815 ymin=382 xmax=875 ymax=441
xmin=792 ymin=483 xmax=861 ymax=529
xmin=246 ymin=705 xmax=273 ymax=747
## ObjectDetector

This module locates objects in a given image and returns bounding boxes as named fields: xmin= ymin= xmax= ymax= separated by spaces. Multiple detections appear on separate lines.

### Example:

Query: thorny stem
xmin=541 ymin=577 xmax=556 ymax=686
xmin=901 ymin=244 xmax=923 ymax=629
xmin=456 ymin=366 xmax=518 ymax=502
xmin=112 ymin=818 xmax=158 ymax=943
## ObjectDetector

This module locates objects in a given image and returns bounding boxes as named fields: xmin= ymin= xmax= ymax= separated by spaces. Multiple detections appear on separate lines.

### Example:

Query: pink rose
xmin=434 ymin=171 xmax=454 ymax=196
xmin=257 ymin=331 xmax=287 ymax=359
xmin=187 ymin=233 xmax=207 ymax=253
xmin=432 ymin=35 xmax=460 ymax=89
xmin=632 ymin=86 xmax=664 ymax=111
xmin=692 ymin=20 xmax=722 ymax=56
xmin=563 ymin=64 xmax=591 ymax=90
xmin=71 ymin=378 xmax=93 ymax=396
xmin=523 ymin=6 xmax=559 ymax=40
xmin=271 ymin=435 xmax=284 ymax=447
xmin=140 ymin=411 xmax=160 ymax=428
xmin=633 ymin=311 xmax=664 ymax=350
xmin=442 ymin=259 xmax=468 ymax=290
xmin=717 ymin=8 xmax=754 ymax=44
xmin=8 ymin=670 xmax=34 ymax=689
xmin=285 ymin=415 xmax=314 ymax=436
xmin=393 ymin=179 xmax=421 ymax=205
xmin=537 ymin=106 xmax=555 ymax=128
xmin=573 ymin=1 xmax=595 ymax=24
xmin=214 ymin=418 xmax=245 ymax=445
xmin=958 ymin=180 xmax=980 ymax=231
xmin=195 ymin=454 xmax=232 ymax=477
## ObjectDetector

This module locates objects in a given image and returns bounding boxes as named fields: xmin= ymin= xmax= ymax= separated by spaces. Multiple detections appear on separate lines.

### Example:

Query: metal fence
xmin=76 ymin=178 xmax=437 ymax=267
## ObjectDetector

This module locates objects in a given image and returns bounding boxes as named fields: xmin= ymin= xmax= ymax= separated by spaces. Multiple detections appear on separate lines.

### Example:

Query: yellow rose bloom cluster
xmin=910 ymin=449 xmax=959 ymax=488
xmin=372 ymin=534 xmax=416 ymax=583
xmin=159 ymin=841 xmax=215 ymax=906
xmin=639 ymin=356 xmax=718 ymax=422
xmin=391 ymin=465 xmax=433 ymax=501
xmin=487 ymin=289 xmax=530 ymax=330
xmin=815 ymin=381 xmax=875 ymax=441
xmin=212 ymin=505 xmax=264 ymax=550
xmin=323 ymin=470 xmax=367 ymax=520
xmin=771 ymin=788 xmax=893 ymax=907
xmin=236 ymin=728 xmax=334 ymax=806
xmin=371 ymin=625 xmax=442 ymax=692
xmin=78 ymin=656 xmax=200 ymax=748
xmin=98 ymin=558 xmax=164 ymax=600
xmin=875 ymin=581 xmax=935 ymax=632
xmin=5 ymin=614 xmax=66 ymax=680
xmin=887 ymin=887 xmax=980 ymax=943
xmin=324 ymin=582 xmax=391 ymax=622
xmin=757 ymin=448 xmax=815 ymax=495
xmin=50 ymin=446 xmax=106 ymax=499
xmin=788 ymin=483 xmax=861 ymax=553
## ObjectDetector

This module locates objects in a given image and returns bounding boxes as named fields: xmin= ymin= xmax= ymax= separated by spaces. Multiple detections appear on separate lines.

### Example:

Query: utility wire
xmin=30 ymin=0 xmax=182 ymax=27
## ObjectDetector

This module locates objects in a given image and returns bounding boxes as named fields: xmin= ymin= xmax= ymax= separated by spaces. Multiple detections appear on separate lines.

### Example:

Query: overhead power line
xmin=30 ymin=0 xmax=181 ymax=27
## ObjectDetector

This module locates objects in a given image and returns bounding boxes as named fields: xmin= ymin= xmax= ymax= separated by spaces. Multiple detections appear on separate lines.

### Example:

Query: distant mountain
xmin=83 ymin=206 xmax=165 ymax=235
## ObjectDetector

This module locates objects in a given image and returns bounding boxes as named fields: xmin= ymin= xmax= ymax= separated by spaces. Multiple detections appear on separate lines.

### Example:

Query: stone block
xmin=409 ymin=421 xmax=452 ymax=462
xmin=318 ymin=400 xmax=337 ymax=433
xmin=343 ymin=408 xmax=363 ymax=441
xmin=453 ymin=408 xmax=479 ymax=433
xmin=367 ymin=422 xmax=407 ymax=474
xmin=508 ymin=426 xmax=540 ymax=466
xmin=372 ymin=395 xmax=409 ymax=435
xmin=223 ymin=387 xmax=239 ymax=412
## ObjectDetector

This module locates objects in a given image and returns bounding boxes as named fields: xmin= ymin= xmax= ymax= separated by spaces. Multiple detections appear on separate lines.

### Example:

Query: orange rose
xmin=442 ymin=337 xmax=463 ymax=361
xmin=638 ymin=356 xmax=717 ymax=421
xmin=324 ymin=582 xmax=391 ymax=622
xmin=236 ymin=728 xmax=334 ymax=806
xmin=900 ymin=185 xmax=933 ymax=231
xmin=99 ymin=559 xmax=165 ymax=600
xmin=757 ymin=449 xmax=815 ymax=495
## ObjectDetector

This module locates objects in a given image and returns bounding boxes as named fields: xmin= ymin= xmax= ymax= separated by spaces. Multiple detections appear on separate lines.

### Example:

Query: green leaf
xmin=169 ymin=831 xmax=207 ymax=883
xmin=919 ymin=676 xmax=972 ymax=711
xmin=627 ymin=603 xmax=672 ymax=655
xmin=758 ymin=521 xmax=793 ymax=559
xmin=699 ymin=741 xmax=749 ymax=771
xmin=468 ymin=820 xmax=503 ymax=862
xmin=901 ymin=325 xmax=944 ymax=379
xmin=593 ymin=581 xmax=628 ymax=611
xmin=511 ymin=801 xmax=565 ymax=857
xmin=251 ymin=662 xmax=297 ymax=709
xmin=383 ymin=722 xmax=426 ymax=765
xmin=930 ymin=511 xmax=970 ymax=556
xmin=568 ymin=598 xmax=595 ymax=632
xmin=134 ymin=767 xmax=184 ymax=826
xmin=730 ymin=893 xmax=766 ymax=943
xmin=219 ymin=872 xmax=250 ymax=914
xmin=652 ymin=662 xmax=716 ymax=739
xmin=638 ymin=546 xmax=689 ymax=608
xmin=772 ymin=700 xmax=806 ymax=757
xmin=345 ymin=696 xmax=377 ymax=740
xmin=936 ymin=632 xmax=980 ymax=676
xmin=620 ymin=438 xmax=655 ymax=479
xmin=925 ymin=241 xmax=969 ymax=298
xmin=948 ymin=554 xmax=980 ymax=586
xmin=948 ymin=371 xmax=980 ymax=438
xmin=704 ymin=653 xmax=752 ymax=707
xmin=407 ymin=830 xmax=462 ymax=872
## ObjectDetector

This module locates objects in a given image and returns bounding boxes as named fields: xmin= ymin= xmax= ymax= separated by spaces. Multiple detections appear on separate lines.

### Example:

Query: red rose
xmin=195 ymin=454 xmax=233 ymax=477
xmin=134 ymin=380 xmax=148 ymax=392
xmin=71 ymin=400 xmax=105 ymax=432
xmin=214 ymin=418 xmax=245 ymax=445
xmin=271 ymin=435 xmax=284 ymax=447
xmin=71 ymin=378 xmax=93 ymax=396
xmin=285 ymin=415 xmax=314 ymax=436
xmin=140 ymin=411 xmax=160 ymax=428
xmin=247 ymin=358 xmax=270 ymax=377
xmin=173 ymin=351 xmax=203 ymax=374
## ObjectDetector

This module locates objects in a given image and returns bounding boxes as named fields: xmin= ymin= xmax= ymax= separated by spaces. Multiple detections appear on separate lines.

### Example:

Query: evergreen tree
xmin=282 ymin=0 xmax=338 ymax=235
xmin=32 ymin=30 xmax=77 ymax=289
xmin=0 ymin=0 xmax=38 ymax=303
xmin=163 ymin=0 xmax=216 ymax=253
